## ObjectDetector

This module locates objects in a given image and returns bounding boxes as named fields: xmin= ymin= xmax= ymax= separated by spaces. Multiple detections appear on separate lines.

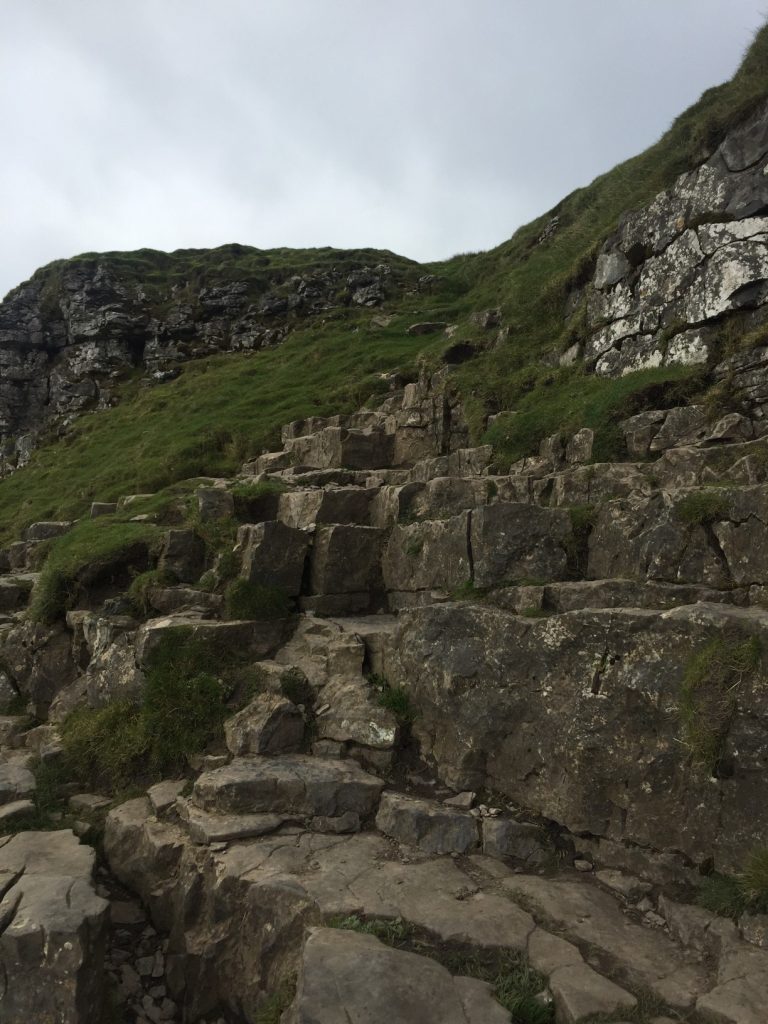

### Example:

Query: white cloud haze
xmin=2 ymin=0 xmax=767 ymax=297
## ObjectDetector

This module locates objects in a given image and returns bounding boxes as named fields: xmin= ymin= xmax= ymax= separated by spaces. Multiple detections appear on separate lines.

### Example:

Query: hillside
xmin=0 ymin=25 xmax=767 ymax=545
xmin=3 ymin=22 xmax=768 ymax=1024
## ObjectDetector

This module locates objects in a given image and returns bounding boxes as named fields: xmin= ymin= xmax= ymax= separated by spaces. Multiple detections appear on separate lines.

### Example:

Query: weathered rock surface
xmin=283 ymin=927 xmax=509 ymax=1024
xmin=0 ymin=830 xmax=108 ymax=1023
xmin=224 ymin=692 xmax=305 ymax=756
xmin=192 ymin=755 xmax=384 ymax=818
xmin=392 ymin=601 xmax=768 ymax=870
xmin=375 ymin=792 xmax=479 ymax=854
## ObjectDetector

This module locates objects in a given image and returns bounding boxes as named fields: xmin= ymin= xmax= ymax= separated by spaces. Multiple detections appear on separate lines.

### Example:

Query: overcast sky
xmin=2 ymin=1 xmax=767 ymax=299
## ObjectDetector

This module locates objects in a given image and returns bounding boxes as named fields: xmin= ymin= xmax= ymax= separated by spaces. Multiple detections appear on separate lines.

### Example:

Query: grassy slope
xmin=1 ymin=25 xmax=768 ymax=542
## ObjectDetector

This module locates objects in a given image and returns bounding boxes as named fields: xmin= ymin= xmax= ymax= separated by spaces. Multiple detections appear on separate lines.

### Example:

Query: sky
xmin=2 ymin=1 xmax=767 ymax=299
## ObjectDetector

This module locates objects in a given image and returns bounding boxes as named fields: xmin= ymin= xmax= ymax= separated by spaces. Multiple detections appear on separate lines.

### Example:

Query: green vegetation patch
xmin=480 ymin=365 xmax=703 ymax=468
xmin=0 ymin=316 xmax=449 ymax=547
xmin=699 ymin=847 xmax=768 ymax=919
xmin=60 ymin=628 xmax=262 ymax=791
xmin=675 ymin=488 xmax=731 ymax=526
xmin=29 ymin=517 xmax=161 ymax=624
xmin=224 ymin=578 xmax=292 ymax=620
xmin=679 ymin=631 xmax=761 ymax=774
xmin=371 ymin=674 xmax=415 ymax=726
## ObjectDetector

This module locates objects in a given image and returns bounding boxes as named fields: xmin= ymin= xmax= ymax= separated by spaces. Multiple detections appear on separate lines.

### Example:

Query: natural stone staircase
xmin=3 ymin=370 xmax=768 ymax=1021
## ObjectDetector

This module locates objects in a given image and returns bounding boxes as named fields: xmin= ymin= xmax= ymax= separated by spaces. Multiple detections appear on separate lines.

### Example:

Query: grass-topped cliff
xmin=1 ymin=24 xmax=768 ymax=543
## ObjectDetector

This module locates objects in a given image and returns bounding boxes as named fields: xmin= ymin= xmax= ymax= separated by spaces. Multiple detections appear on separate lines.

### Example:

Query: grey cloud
xmin=1 ymin=0 xmax=766 ymax=297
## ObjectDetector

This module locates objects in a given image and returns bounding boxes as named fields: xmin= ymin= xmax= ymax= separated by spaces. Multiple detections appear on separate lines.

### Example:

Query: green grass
xmin=675 ymin=488 xmax=731 ymax=526
xmin=480 ymin=365 xmax=704 ymax=468
xmin=372 ymin=676 xmax=415 ymax=725
xmin=224 ymin=578 xmax=292 ymax=620
xmin=0 ymin=314 xmax=450 ymax=547
xmin=679 ymin=632 xmax=761 ymax=774
xmin=698 ymin=847 xmax=768 ymax=918
xmin=59 ymin=628 xmax=262 ymax=791
xmin=28 ymin=517 xmax=161 ymax=623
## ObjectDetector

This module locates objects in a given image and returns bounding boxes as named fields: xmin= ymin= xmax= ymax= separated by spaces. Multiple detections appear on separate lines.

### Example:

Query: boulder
xmin=195 ymin=486 xmax=235 ymax=521
xmin=471 ymin=503 xmax=572 ymax=587
xmin=224 ymin=692 xmax=305 ymax=756
xmin=0 ymin=762 xmax=35 ymax=804
xmin=382 ymin=514 xmax=470 ymax=593
xmin=482 ymin=818 xmax=553 ymax=865
xmin=310 ymin=525 xmax=384 ymax=595
xmin=237 ymin=520 xmax=309 ymax=595
xmin=158 ymin=528 xmax=205 ymax=584
xmin=278 ymin=487 xmax=375 ymax=529
xmin=23 ymin=521 xmax=73 ymax=542
xmin=392 ymin=601 xmax=768 ymax=870
xmin=136 ymin=615 xmax=294 ymax=666
xmin=1 ymin=620 xmax=76 ymax=712
xmin=0 ymin=830 xmax=108 ymax=1024
xmin=375 ymin=792 xmax=478 ymax=854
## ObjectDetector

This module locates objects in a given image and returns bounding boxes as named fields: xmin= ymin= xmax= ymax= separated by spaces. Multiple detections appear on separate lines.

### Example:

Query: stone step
xmin=191 ymin=754 xmax=384 ymax=819
xmin=135 ymin=615 xmax=294 ymax=666
xmin=176 ymin=798 xmax=291 ymax=845
xmin=486 ymin=578 xmax=749 ymax=615
xmin=375 ymin=792 xmax=479 ymax=855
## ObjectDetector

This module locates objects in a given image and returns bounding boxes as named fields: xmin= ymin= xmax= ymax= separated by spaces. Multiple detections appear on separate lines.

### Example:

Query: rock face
xmin=0 ymin=248 xmax=417 ymax=473
xmin=582 ymin=100 xmax=768 ymax=379
xmin=0 ymin=830 xmax=108 ymax=1024
xmin=392 ymin=601 xmax=768 ymax=871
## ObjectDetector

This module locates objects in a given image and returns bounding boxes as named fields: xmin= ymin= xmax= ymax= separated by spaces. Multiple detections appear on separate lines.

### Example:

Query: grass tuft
xmin=59 ymin=628 xmax=260 ymax=791
xmin=224 ymin=578 xmax=292 ymax=620
xmin=675 ymin=489 xmax=731 ymax=526
xmin=679 ymin=632 xmax=761 ymax=774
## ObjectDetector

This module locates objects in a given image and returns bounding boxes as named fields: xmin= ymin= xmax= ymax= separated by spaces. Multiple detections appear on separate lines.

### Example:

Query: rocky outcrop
xmin=0 ymin=248 xmax=420 ymax=473
xmin=0 ymin=830 xmax=108 ymax=1023
xmin=581 ymin=101 xmax=768 ymax=380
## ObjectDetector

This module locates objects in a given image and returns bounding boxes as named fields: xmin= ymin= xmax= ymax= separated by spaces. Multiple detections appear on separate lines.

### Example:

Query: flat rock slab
xmin=192 ymin=755 xmax=384 ymax=818
xmin=283 ymin=927 xmax=508 ymax=1024
xmin=136 ymin=615 xmax=294 ymax=666
xmin=177 ymin=799 xmax=289 ymax=844
xmin=0 ymin=829 xmax=108 ymax=1024
xmin=697 ymin=943 xmax=768 ymax=1024
xmin=502 ymin=874 xmax=709 ymax=1008
xmin=376 ymin=791 xmax=479 ymax=854
xmin=219 ymin=831 xmax=535 ymax=950
xmin=549 ymin=962 xmax=637 ymax=1023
